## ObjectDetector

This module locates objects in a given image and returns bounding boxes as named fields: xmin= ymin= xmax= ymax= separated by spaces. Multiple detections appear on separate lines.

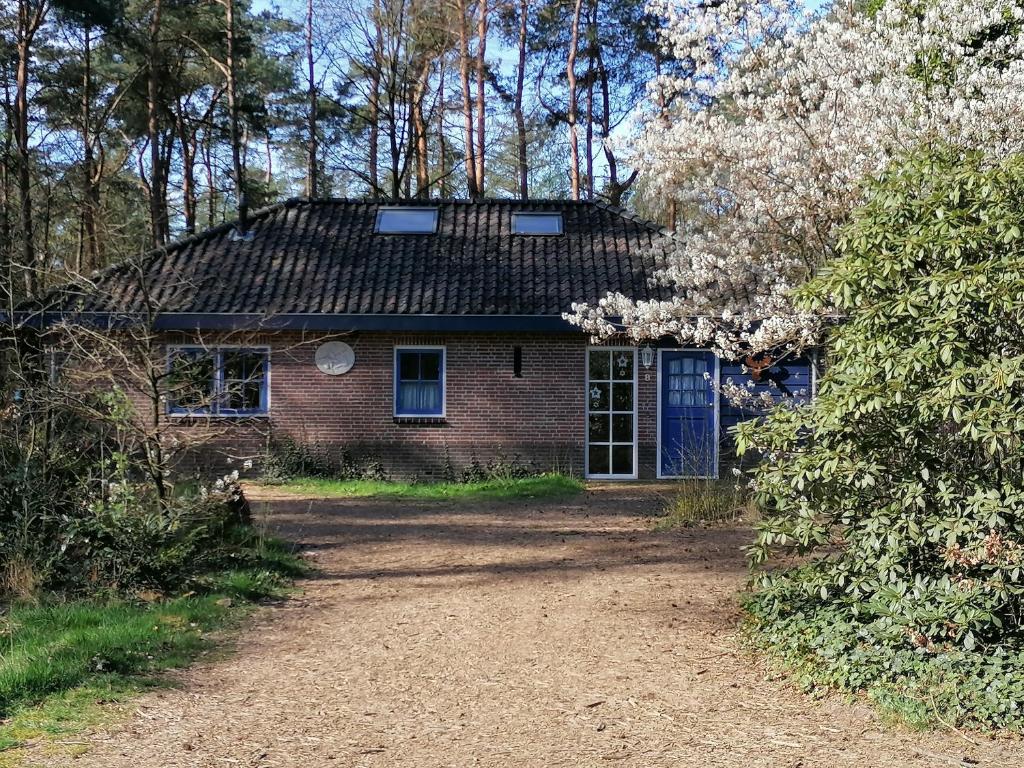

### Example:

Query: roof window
xmin=375 ymin=207 xmax=439 ymax=234
xmin=512 ymin=212 xmax=563 ymax=235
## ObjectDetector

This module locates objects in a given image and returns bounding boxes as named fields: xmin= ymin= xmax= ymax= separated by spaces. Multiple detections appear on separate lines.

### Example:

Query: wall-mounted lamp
xmin=640 ymin=344 xmax=655 ymax=369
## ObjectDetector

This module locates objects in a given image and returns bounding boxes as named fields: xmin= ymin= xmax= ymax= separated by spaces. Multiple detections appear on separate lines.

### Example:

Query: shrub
xmin=657 ymin=479 xmax=755 ymax=529
xmin=737 ymin=150 xmax=1024 ymax=728
xmin=52 ymin=473 xmax=262 ymax=595
xmin=261 ymin=438 xmax=388 ymax=483
xmin=459 ymin=453 xmax=539 ymax=483
xmin=745 ymin=580 xmax=1024 ymax=730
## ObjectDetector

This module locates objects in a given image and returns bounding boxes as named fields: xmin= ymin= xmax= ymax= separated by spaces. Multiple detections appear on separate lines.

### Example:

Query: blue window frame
xmin=167 ymin=347 xmax=269 ymax=416
xmin=394 ymin=347 xmax=445 ymax=416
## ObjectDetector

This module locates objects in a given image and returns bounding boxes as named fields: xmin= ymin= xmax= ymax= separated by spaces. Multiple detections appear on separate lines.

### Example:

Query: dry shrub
xmin=657 ymin=478 xmax=757 ymax=529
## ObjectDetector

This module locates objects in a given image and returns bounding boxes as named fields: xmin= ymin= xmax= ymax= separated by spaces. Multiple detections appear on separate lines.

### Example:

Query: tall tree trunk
xmin=305 ymin=0 xmax=318 ymax=197
xmin=412 ymin=60 xmax=430 ymax=198
xmin=595 ymin=34 xmax=636 ymax=206
xmin=224 ymin=0 xmax=246 ymax=219
xmin=146 ymin=0 xmax=167 ymax=247
xmin=514 ymin=0 xmax=528 ymax=200
xmin=437 ymin=57 xmax=447 ymax=197
xmin=457 ymin=0 xmax=478 ymax=199
xmin=80 ymin=25 xmax=103 ymax=272
xmin=14 ymin=0 xmax=47 ymax=296
xmin=202 ymin=132 xmax=216 ymax=227
xmin=566 ymin=0 xmax=584 ymax=201
xmin=386 ymin=79 xmax=401 ymax=198
xmin=366 ymin=0 xmax=382 ymax=197
xmin=473 ymin=0 xmax=487 ymax=197
xmin=176 ymin=101 xmax=197 ymax=235
xmin=1 ymin=81 xmax=13 ymax=297
xmin=584 ymin=0 xmax=596 ymax=199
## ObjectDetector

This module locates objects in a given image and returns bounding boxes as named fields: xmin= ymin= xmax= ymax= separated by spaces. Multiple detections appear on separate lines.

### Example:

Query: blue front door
xmin=660 ymin=351 xmax=717 ymax=477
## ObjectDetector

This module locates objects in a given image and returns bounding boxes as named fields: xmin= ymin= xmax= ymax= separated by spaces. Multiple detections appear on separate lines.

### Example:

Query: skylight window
xmin=375 ymin=207 xmax=439 ymax=234
xmin=512 ymin=212 xmax=563 ymax=235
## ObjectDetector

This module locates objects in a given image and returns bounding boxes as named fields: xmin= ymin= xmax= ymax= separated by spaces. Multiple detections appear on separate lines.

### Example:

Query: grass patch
xmin=271 ymin=473 xmax=584 ymax=501
xmin=0 ymin=535 xmax=305 ymax=761
xmin=654 ymin=479 xmax=755 ymax=529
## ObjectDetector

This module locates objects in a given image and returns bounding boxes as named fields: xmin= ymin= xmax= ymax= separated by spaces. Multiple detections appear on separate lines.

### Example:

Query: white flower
xmin=568 ymin=0 xmax=1024 ymax=358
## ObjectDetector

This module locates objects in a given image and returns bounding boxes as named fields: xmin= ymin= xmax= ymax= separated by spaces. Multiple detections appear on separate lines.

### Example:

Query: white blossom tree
xmin=568 ymin=0 xmax=1024 ymax=357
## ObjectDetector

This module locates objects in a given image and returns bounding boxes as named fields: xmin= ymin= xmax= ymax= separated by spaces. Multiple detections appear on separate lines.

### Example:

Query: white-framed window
xmin=585 ymin=347 xmax=637 ymax=479
xmin=166 ymin=346 xmax=270 ymax=416
xmin=375 ymin=207 xmax=439 ymax=234
xmin=394 ymin=346 xmax=445 ymax=417
xmin=512 ymin=212 xmax=563 ymax=235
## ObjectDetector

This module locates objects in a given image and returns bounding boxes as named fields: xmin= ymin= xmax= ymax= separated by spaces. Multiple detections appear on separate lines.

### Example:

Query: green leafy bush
xmin=737 ymin=150 xmax=1024 ymax=728
xmin=53 ymin=473 xmax=262 ymax=595
xmin=746 ymin=579 xmax=1024 ymax=730
xmin=0 ymin=385 xmax=286 ymax=598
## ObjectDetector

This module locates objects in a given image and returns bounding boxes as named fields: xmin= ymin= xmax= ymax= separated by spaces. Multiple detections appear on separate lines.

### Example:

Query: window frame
xmin=166 ymin=345 xmax=271 ymax=417
xmin=375 ymin=206 xmax=440 ymax=234
xmin=655 ymin=348 xmax=720 ymax=480
xmin=393 ymin=345 xmax=446 ymax=418
xmin=585 ymin=346 xmax=638 ymax=480
xmin=512 ymin=212 xmax=564 ymax=236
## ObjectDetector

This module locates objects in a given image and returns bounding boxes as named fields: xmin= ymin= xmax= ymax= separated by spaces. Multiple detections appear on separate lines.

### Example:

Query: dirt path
xmin=36 ymin=485 xmax=1022 ymax=767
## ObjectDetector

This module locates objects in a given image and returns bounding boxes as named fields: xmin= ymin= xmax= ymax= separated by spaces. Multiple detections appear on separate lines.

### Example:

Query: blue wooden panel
xmin=720 ymin=356 xmax=813 ymax=435
xmin=661 ymin=351 xmax=716 ymax=477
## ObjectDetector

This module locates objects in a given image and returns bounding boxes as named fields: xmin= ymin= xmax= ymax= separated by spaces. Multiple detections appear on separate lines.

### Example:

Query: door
xmin=586 ymin=348 xmax=636 ymax=478
xmin=660 ymin=350 xmax=717 ymax=478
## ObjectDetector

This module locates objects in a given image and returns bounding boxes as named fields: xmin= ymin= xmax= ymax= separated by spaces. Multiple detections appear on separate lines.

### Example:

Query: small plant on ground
xmin=459 ymin=453 xmax=539 ymax=483
xmin=737 ymin=149 xmax=1024 ymax=730
xmin=656 ymin=478 xmax=755 ymax=529
xmin=261 ymin=438 xmax=389 ymax=483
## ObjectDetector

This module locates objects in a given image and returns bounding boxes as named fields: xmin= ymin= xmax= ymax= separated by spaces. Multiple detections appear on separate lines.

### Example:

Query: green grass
xmin=272 ymin=473 xmax=584 ymax=501
xmin=0 ymin=536 xmax=305 ymax=763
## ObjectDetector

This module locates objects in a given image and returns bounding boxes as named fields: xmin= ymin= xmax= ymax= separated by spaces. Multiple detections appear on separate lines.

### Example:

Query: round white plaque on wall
xmin=315 ymin=341 xmax=355 ymax=375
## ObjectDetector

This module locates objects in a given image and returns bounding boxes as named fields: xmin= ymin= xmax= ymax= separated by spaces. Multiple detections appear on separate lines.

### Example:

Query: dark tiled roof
xmin=43 ymin=199 xmax=675 ymax=318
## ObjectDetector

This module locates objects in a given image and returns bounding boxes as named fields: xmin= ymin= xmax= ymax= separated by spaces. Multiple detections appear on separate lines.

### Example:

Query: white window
xmin=375 ymin=207 xmax=439 ymax=234
xmin=586 ymin=348 xmax=637 ymax=478
xmin=512 ymin=212 xmax=563 ymax=235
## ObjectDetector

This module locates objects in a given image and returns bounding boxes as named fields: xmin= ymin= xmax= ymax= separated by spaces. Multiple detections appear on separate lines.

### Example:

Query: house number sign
xmin=314 ymin=341 xmax=355 ymax=375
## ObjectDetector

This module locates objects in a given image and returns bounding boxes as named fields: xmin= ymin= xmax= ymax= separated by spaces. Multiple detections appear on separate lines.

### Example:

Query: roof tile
xmin=48 ymin=199 xmax=674 ymax=317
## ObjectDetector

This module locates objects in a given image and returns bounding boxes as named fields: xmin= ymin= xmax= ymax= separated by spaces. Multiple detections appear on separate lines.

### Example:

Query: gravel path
xmin=37 ymin=484 xmax=1023 ymax=767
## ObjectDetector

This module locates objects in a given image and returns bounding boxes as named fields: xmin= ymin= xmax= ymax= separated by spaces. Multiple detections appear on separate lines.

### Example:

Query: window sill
xmin=393 ymin=415 xmax=447 ymax=425
xmin=167 ymin=412 xmax=270 ymax=421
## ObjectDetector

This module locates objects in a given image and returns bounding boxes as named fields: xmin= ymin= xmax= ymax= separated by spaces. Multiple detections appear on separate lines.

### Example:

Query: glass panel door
xmin=587 ymin=349 xmax=636 ymax=477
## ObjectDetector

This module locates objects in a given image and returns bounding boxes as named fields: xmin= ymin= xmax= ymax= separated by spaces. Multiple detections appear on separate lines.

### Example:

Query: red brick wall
xmin=636 ymin=355 xmax=658 ymax=478
xmin=270 ymin=331 xmax=587 ymax=478
xmin=156 ymin=331 xmax=610 ymax=480
xmin=149 ymin=331 xmax=673 ymax=481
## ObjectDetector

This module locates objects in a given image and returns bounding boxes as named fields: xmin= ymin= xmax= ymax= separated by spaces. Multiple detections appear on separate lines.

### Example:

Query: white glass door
xmin=586 ymin=348 xmax=637 ymax=478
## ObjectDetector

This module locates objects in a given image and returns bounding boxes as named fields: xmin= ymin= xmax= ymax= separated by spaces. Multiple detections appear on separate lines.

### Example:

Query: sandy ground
xmin=32 ymin=484 xmax=1024 ymax=768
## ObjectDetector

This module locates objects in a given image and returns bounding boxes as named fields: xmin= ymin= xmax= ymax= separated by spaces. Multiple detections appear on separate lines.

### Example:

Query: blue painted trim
xmin=166 ymin=346 xmax=270 ymax=417
xmin=394 ymin=347 xmax=446 ymax=417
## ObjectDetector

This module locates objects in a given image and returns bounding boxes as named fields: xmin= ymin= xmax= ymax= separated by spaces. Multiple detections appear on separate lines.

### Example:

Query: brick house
xmin=35 ymin=199 xmax=814 ymax=480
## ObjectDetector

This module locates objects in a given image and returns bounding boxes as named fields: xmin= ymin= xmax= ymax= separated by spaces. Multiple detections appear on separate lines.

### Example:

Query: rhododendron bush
xmin=568 ymin=0 xmax=1024 ymax=357
xmin=738 ymin=150 xmax=1024 ymax=728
